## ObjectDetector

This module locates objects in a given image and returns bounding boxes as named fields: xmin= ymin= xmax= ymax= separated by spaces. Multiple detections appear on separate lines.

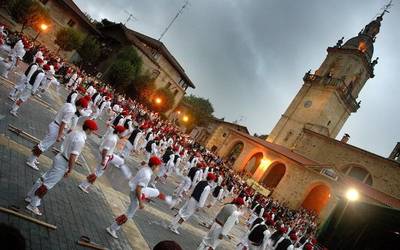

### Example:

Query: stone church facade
xmin=202 ymin=13 xmax=400 ymax=221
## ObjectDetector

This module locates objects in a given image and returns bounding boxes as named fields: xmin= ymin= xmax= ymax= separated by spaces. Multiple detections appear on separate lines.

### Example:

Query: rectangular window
xmin=67 ymin=19 xmax=76 ymax=27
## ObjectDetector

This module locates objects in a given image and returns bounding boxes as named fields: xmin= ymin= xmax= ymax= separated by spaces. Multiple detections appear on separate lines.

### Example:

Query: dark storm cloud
xmin=75 ymin=0 xmax=399 ymax=156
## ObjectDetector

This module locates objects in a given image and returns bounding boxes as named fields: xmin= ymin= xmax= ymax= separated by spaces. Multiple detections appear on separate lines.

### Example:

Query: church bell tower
xmin=267 ymin=14 xmax=384 ymax=148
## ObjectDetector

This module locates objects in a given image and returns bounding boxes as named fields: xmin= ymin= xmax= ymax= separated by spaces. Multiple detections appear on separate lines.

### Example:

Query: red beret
xmin=310 ymin=239 xmax=317 ymax=245
xmin=290 ymin=234 xmax=298 ymax=241
xmin=84 ymin=95 xmax=91 ymax=101
xmin=149 ymin=156 xmax=162 ymax=166
xmin=207 ymin=173 xmax=217 ymax=181
xmin=121 ymin=110 xmax=129 ymax=116
xmin=42 ymin=64 xmax=50 ymax=71
xmin=304 ymin=243 xmax=313 ymax=250
xmin=279 ymin=227 xmax=288 ymax=234
xmin=76 ymin=98 xmax=89 ymax=108
xmin=232 ymin=197 xmax=244 ymax=206
xmin=173 ymin=145 xmax=179 ymax=152
xmin=35 ymin=57 xmax=44 ymax=64
xmin=84 ymin=119 xmax=98 ymax=130
xmin=114 ymin=125 xmax=126 ymax=133
xmin=266 ymin=219 xmax=275 ymax=226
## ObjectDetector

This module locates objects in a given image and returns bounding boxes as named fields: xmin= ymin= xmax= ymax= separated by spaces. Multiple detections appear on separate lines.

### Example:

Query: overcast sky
xmin=75 ymin=0 xmax=399 ymax=157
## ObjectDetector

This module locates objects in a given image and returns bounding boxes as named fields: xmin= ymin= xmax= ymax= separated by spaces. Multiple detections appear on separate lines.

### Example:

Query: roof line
xmin=303 ymin=128 xmax=400 ymax=166
xmin=112 ymin=24 xmax=195 ymax=88
xmin=60 ymin=0 xmax=102 ymax=36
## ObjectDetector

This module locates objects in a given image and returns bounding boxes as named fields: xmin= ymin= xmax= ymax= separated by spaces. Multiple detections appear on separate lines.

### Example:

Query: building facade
xmin=37 ymin=0 xmax=101 ymax=57
xmin=99 ymin=24 xmax=195 ymax=115
xmin=204 ymin=13 xmax=400 ymax=221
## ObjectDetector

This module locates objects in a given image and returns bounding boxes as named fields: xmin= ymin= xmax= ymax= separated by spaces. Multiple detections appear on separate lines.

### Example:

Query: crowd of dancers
xmin=0 ymin=26 xmax=323 ymax=250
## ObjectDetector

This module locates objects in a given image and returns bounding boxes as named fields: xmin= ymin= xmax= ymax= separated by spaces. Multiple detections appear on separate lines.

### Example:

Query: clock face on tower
xmin=304 ymin=100 xmax=313 ymax=108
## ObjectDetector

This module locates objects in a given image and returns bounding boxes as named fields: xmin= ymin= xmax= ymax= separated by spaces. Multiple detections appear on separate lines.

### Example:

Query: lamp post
xmin=33 ymin=23 xmax=48 ymax=43
xmin=334 ymin=188 xmax=359 ymax=230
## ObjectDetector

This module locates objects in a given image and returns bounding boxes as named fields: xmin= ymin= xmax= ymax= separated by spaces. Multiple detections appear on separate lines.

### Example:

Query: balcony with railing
xmin=303 ymin=73 xmax=360 ymax=112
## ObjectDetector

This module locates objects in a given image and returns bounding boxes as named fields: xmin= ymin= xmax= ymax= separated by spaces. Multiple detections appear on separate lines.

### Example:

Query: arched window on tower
xmin=341 ymin=165 xmax=373 ymax=186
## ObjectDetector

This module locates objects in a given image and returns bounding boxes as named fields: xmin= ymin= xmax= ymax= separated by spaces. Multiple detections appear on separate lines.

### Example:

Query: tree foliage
xmin=181 ymin=94 xmax=214 ymax=126
xmin=6 ymin=0 xmax=50 ymax=31
xmin=107 ymin=60 xmax=136 ymax=88
xmin=77 ymin=35 xmax=101 ymax=64
xmin=106 ymin=46 xmax=143 ymax=90
xmin=55 ymin=27 xmax=84 ymax=52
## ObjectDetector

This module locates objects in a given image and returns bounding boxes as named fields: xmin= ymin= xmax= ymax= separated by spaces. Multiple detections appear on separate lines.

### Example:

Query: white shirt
xmin=30 ymin=71 xmax=45 ymax=93
xmin=99 ymin=133 xmax=118 ymax=156
xmin=198 ymin=185 xmax=211 ymax=208
xmin=54 ymin=103 xmax=76 ymax=125
xmin=26 ymin=64 xmax=38 ymax=81
xmin=221 ymin=210 xmax=241 ymax=236
xmin=86 ymin=85 xmax=96 ymax=96
xmin=129 ymin=166 xmax=153 ymax=191
xmin=61 ymin=129 xmax=86 ymax=159
xmin=99 ymin=100 xmax=111 ymax=111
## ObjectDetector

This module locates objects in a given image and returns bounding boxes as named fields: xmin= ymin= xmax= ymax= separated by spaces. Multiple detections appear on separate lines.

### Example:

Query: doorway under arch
xmin=301 ymin=184 xmax=331 ymax=214
xmin=261 ymin=162 xmax=286 ymax=189
xmin=244 ymin=152 xmax=263 ymax=175
xmin=261 ymin=163 xmax=286 ymax=189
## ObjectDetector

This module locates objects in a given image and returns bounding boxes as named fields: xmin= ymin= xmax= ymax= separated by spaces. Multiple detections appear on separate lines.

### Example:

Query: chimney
xmin=341 ymin=133 xmax=350 ymax=143
xmin=388 ymin=142 xmax=400 ymax=162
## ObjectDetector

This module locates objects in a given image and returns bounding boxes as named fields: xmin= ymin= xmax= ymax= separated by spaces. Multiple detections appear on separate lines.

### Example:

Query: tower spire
xmin=360 ymin=0 xmax=392 ymax=40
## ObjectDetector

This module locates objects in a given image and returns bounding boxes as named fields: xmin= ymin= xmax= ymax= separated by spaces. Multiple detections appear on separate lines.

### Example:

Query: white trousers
xmin=18 ymin=84 xmax=33 ymax=102
xmin=121 ymin=140 xmax=133 ymax=158
xmin=178 ymin=197 xmax=198 ymax=220
xmin=0 ymin=60 xmax=12 ymax=77
xmin=110 ymin=191 xmax=139 ymax=231
xmin=80 ymin=155 xmax=111 ymax=189
xmin=108 ymin=154 xmax=132 ymax=179
xmin=9 ymin=74 xmax=26 ymax=97
xmin=175 ymin=176 xmax=191 ymax=197
xmin=27 ymin=154 xmax=68 ymax=207
xmin=198 ymin=222 xmax=223 ymax=250
xmin=38 ymin=122 xmax=59 ymax=152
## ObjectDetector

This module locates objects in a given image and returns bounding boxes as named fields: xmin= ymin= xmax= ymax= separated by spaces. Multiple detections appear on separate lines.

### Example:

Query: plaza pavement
xmin=0 ymin=66 xmax=247 ymax=249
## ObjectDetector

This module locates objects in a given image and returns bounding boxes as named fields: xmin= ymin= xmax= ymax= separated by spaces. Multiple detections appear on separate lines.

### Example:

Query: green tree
xmin=117 ymin=47 xmax=142 ymax=77
xmin=55 ymin=27 xmax=84 ymax=52
xmin=181 ymin=94 xmax=214 ymax=126
xmin=106 ymin=59 xmax=136 ymax=89
xmin=6 ymin=0 xmax=50 ymax=32
xmin=77 ymin=35 xmax=101 ymax=65
xmin=105 ymin=47 xmax=143 ymax=90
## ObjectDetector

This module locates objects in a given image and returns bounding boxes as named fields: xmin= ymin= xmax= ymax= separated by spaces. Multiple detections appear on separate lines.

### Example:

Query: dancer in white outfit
xmin=25 ymin=120 xmax=98 ymax=216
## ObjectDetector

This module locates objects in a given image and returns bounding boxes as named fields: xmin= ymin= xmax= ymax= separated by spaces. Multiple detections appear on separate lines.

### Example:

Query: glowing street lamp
xmin=345 ymin=188 xmax=359 ymax=201
xmin=182 ymin=115 xmax=189 ymax=122
xmin=155 ymin=97 xmax=162 ymax=104
xmin=33 ymin=23 xmax=49 ymax=42
xmin=40 ymin=23 xmax=48 ymax=31
xmin=333 ymin=188 xmax=360 ymax=231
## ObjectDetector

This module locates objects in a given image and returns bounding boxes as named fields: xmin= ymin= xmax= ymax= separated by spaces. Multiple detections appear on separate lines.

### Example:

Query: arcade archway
xmin=244 ymin=152 xmax=263 ymax=176
xmin=301 ymin=183 xmax=331 ymax=214
xmin=261 ymin=163 xmax=286 ymax=189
